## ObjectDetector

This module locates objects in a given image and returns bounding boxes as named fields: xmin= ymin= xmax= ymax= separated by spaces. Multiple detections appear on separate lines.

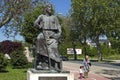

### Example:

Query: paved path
xmin=62 ymin=61 xmax=120 ymax=80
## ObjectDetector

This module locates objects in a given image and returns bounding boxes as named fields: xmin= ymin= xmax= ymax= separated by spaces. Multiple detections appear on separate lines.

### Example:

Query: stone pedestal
xmin=27 ymin=69 xmax=74 ymax=80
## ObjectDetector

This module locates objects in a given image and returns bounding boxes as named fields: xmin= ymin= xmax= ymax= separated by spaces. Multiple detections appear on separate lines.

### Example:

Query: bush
xmin=0 ymin=40 xmax=22 ymax=54
xmin=0 ymin=53 xmax=8 ymax=71
xmin=25 ymin=62 xmax=33 ymax=68
xmin=10 ymin=50 xmax=28 ymax=69
xmin=59 ymin=41 xmax=72 ymax=56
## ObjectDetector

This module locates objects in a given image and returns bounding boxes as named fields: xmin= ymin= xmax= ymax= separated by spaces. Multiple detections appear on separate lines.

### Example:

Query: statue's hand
xmin=37 ymin=21 xmax=44 ymax=29
xmin=46 ymin=39 xmax=53 ymax=45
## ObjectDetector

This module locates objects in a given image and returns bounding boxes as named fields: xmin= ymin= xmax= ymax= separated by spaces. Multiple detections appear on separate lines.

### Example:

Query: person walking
xmin=83 ymin=55 xmax=91 ymax=78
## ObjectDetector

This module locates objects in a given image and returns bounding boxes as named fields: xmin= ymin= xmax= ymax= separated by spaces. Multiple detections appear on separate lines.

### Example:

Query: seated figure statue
xmin=34 ymin=4 xmax=62 ymax=72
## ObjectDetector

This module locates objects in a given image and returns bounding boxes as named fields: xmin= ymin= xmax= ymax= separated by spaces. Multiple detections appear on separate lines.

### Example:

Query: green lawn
xmin=0 ymin=66 xmax=28 ymax=80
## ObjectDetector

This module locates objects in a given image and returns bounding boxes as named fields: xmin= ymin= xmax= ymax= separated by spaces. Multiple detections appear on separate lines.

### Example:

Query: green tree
xmin=0 ymin=0 xmax=31 ymax=38
xmin=57 ymin=15 xmax=73 ymax=56
xmin=0 ymin=0 xmax=31 ymax=28
xmin=71 ymin=0 xmax=120 ymax=61
xmin=20 ymin=6 xmax=44 ymax=44
xmin=0 ymin=0 xmax=49 ymax=39
xmin=71 ymin=0 xmax=91 ymax=58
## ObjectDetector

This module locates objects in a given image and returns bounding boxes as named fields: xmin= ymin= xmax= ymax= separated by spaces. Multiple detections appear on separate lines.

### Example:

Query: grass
xmin=104 ymin=54 xmax=120 ymax=60
xmin=0 ymin=66 xmax=28 ymax=80
xmin=0 ymin=54 xmax=119 ymax=80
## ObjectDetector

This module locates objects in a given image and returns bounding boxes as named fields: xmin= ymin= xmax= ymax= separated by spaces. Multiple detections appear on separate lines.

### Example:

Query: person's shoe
xmin=82 ymin=76 xmax=85 ymax=78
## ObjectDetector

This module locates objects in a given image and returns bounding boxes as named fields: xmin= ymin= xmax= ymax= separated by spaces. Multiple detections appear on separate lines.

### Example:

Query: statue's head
xmin=44 ymin=4 xmax=54 ymax=15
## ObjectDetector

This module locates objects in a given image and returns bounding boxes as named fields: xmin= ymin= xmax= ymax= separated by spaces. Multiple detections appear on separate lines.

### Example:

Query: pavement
xmin=62 ymin=60 xmax=120 ymax=80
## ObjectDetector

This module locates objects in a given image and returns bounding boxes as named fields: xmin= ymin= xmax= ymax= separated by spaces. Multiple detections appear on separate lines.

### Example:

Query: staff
xmin=42 ymin=30 xmax=51 ymax=70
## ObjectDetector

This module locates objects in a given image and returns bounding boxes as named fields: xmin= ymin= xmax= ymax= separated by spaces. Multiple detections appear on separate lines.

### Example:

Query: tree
xmin=20 ymin=6 xmax=44 ymax=44
xmin=0 ymin=0 xmax=31 ymax=39
xmin=0 ymin=0 xmax=31 ymax=27
xmin=0 ymin=0 xmax=49 ymax=38
xmin=71 ymin=0 xmax=120 ymax=61
xmin=57 ymin=15 xmax=74 ymax=56
xmin=71 ymin=0 xmax=91 ymax=58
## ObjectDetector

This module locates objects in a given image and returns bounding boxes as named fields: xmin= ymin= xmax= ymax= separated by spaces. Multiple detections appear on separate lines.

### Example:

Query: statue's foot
xmin=36 ymin=65 xmax=43 ymax=70
xmin=36 ymin=66 xmax=50 ymax=70
xmin=44 ymin=67 xmax=49 ymax=70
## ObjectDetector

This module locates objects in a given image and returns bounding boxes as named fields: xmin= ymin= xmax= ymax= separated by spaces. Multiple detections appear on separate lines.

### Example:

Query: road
xmin=62 ymin=60 xmax=120 ymax=80
xmin=69 ymin=60 xmax=120 ymax=69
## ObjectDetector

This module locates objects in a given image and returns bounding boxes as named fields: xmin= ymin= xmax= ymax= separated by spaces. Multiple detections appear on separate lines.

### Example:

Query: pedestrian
xmin=79 ymin=65 xmax=84 ymax=79
xmin=83 ymin=55 xmax=91 ymax=78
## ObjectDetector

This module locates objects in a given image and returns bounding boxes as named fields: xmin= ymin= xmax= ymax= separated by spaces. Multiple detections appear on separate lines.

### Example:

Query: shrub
xmin=0 ymin=53 xmax=8 ymax=71
xmin=26 ymin=62 xmax=33 ymax=68
xmin=10 ymin=50 xmax=28 ymax=69
xmin=0 ymin=40 xmax=22 ymax=54
xmin=87 ymin=46 xmax=97 ymax=57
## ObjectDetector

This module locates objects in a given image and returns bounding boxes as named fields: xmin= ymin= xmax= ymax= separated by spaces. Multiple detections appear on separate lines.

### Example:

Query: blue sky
xmin=0 ymin=0 xmax=71 ymax=42
xmin=50 ymin=0 xmax=71 ymax=15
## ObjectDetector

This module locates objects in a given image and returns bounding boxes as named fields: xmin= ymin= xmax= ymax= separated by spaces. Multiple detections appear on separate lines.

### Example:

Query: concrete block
xmin=27 ymin=69 xmax=74 ymax=80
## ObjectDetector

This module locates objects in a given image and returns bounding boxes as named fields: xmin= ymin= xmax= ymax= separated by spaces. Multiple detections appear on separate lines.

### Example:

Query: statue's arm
xmin=34 ymin=15 xmax=43 ymax=29
xmin=54 ymin=17 xmax=62 ymax=38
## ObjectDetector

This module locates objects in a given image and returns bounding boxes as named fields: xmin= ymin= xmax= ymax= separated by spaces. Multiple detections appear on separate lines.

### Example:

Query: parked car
xmin=60 ymin=55 xmax=69 ymax=61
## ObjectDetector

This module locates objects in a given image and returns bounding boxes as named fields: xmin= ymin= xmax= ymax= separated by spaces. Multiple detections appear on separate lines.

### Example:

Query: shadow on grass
xmin=0 ymin=70 xmax=8 ymax=73
xmin=23 ymin=70 xmax=27 ymax=73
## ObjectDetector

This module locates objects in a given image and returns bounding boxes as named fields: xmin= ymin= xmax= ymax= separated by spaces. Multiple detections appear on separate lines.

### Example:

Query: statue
xmin=34 ymin=4 xmax=62 ymax=72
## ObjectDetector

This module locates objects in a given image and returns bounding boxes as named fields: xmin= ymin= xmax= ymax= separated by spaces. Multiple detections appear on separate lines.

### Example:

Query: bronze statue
xmin=34 ymin=4 xmax=62 ymax=71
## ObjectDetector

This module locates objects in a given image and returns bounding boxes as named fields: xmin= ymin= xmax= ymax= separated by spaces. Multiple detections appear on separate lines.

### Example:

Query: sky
xmin=0 ymin=0 xmax=71 ymax=42
xmin=50 ymin=0 xmax=71 ymax=15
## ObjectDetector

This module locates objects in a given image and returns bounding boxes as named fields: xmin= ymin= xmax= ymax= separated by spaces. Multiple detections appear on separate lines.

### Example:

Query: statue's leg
xmin=35 ymin=33 xmax=49 ymax=70
xmin=47 ymin=39 xmax=62 ymax=71
xmin=35 ymin=39 xmax=43 ymax=70
xmin=50 ymin=59 xmax=62 ymax=71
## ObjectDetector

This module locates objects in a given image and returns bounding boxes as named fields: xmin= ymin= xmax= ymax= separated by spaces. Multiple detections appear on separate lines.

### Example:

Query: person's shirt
xmin=79 ymin=68 xmax=83 ymax=73
xmin=83 ymin=59 xmax=90 ymax=72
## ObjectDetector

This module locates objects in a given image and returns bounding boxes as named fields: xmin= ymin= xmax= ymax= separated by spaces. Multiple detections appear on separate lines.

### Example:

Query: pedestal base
xmin=27 ymin=69 xmax=74 ymax=80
